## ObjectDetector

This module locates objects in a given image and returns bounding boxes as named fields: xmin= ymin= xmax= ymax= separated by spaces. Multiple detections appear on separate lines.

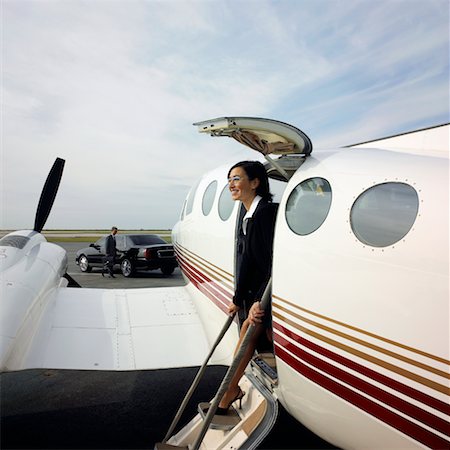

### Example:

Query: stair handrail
xmin=161 ymin=312 xmax=236 ymax=444
xmin=191 ymin=278 xmax=272 ymax=450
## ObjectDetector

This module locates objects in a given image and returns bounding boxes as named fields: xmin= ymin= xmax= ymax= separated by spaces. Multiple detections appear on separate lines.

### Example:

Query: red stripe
xmin=273 ymin=321 xmax=450 ymax=416
xmin=176 ymin=252 xmax=232 ymax=306
xmin=176 ymin=244 xmax=234 ymax=293
xmin=274 ymin=328 xmax=450 ymax=437
xmin=176 ymin=244 xmax=450 ymax=447
xmin=181 ymin=254 xmax=233 ymax=300
xmin=176 ymin=248 xmax=233 ymax=303
xmin=178 ymin=260 xmax=227 ymax=314
xmin=176 ymin=253 xmax=229 ymax=314
xmin=275 ymin=344 xmax=450 ymax=449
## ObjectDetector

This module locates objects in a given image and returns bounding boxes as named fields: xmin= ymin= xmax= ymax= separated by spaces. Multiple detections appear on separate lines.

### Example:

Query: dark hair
xmin=228 ymin=160 xmax=273 ymax=202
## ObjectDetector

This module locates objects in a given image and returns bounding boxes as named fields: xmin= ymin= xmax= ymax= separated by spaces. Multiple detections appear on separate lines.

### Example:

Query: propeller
xmin=33 ymin=157 xmax=65 ymax=233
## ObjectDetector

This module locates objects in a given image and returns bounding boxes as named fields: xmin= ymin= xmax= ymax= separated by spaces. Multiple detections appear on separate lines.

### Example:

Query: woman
xmin=216 ymin=160 xmax=278 ymax=415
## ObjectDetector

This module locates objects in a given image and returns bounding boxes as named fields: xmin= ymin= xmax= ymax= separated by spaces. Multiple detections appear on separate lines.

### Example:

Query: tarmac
xmin=1 ymin=366 xmax=334 ymax=450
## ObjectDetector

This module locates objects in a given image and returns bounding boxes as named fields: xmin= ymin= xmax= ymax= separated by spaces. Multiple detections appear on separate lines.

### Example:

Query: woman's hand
xmin=249 ymin=301 xmax=264 ymax=325
xmin=228 ymin=303 xmax=240 ymax=316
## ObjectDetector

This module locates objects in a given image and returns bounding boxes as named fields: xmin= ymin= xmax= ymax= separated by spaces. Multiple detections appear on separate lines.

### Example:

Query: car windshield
xmin=129 ymin=235 xmax=166 ymax=245
xmin=95 ymin=237 xmax=106 ymax=246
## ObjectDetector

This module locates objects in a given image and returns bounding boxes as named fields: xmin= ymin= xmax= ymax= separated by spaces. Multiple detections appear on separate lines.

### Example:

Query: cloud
xmin=1 ymin=0 xmax=448 ymax=229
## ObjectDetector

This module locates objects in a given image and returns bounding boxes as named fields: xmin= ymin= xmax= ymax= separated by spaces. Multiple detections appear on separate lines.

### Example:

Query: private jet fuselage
xmin=0 ymin=119 xmax=448 ymax=449
xmin=172 ymin=119 xmax=449 ymax=449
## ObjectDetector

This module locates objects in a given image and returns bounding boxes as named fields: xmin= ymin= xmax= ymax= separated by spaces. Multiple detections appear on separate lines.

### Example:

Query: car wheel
xmin=121 ymin=258 xmax=135 ymax=277
xmin=78 ymin=255 xmax=92 ymax=273
xmin=161 ymin=266 xmax=175 ymax=276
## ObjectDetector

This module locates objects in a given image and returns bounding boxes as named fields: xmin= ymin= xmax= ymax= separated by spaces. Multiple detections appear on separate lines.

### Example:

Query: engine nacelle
xmin=0 ymin=230 xmax=68 ymax=370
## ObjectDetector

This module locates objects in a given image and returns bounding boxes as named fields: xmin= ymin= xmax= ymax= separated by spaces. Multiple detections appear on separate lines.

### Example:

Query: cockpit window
xmin=285 ymin=177 xmax=332 ymax=235
xmin=218 ymin=184 xmax=235 ymax=221
xmin=350 ymin=182 xmax=419 ymax=247
xmin=180 ymin=200 xmax=187 ymax=221
xmin=186 ymin=179 xmax=201 ymax=216
xmin=202 ymin=181 xmax=217 ymax=216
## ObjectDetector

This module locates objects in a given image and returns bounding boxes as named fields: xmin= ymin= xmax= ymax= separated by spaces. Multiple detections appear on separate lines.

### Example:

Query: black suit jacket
xmin=234 ymin=200 xmax=278 ymax=311
xmin=105 ymin=234 xmax=117 ymax=257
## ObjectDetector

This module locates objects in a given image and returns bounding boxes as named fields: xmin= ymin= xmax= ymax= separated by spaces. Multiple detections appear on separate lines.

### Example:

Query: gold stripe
xmin=273 ymin=311 xmax=450 ymax=395
xmin=176 ymin=243 xmax=234 ymax=283
xmin=274 ymin=302 xmax=449 ymax=380
xmin=180 ymin=253 xmax=233 ymax=294
xmin=176 ymin=245 xmax=234 ymax=290
xmin=175 ymin=245 xmax=449 ymax=390
xmin=274 ymin=294 xmax=450 ymax=366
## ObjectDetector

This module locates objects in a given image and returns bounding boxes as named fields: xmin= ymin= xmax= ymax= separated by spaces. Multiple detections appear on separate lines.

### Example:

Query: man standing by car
xmin=103 ymin=226 xmax=118 ymax=278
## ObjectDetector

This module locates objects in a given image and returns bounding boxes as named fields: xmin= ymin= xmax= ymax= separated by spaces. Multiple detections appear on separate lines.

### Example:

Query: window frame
xmin=202 ymin=180 xmax=218 ymax=216
xmin=350 ymin=182 xmax=419 ymax=248
xmin=218 ymin=183 xmax=236 ymax=221
xmin=285 ymin=177 xmax=333 ymax=236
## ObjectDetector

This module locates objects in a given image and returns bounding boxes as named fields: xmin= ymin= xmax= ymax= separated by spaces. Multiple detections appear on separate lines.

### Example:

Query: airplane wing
xmin=13 ymin=286 xmax=210 ymax=371
xmin=1 ymin=159 xmax=211 ymax=372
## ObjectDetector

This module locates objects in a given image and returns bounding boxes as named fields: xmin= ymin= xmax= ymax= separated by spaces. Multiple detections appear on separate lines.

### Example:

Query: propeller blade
xmin=34 ymin=157 xmax=65 ymax=233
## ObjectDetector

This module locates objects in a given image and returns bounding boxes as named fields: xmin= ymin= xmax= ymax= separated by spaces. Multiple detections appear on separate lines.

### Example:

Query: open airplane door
xmin=156 ymin=118 xmax=313 ymax=450
xmin=194 ymin=116 xmax=312 ymax=181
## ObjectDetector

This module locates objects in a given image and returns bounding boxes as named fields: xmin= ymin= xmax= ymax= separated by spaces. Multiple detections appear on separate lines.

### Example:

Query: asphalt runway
xmin=1 ymin=367 xmax=334 ymax=450
xmin=60 ymin=241 xmax=186 ymax=289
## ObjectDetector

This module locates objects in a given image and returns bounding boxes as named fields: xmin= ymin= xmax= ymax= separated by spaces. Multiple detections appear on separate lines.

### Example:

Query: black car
xmin=75 ymin=234 xmax=177 ymax=277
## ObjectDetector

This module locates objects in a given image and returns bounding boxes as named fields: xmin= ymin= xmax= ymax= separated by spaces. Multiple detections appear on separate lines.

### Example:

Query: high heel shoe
xmin=215 ymin=387 xmax=246 ymax=415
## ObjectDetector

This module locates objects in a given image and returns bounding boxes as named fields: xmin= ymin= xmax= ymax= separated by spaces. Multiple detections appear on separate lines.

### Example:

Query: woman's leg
xmin=218 ymin=319 xmax=263 ymax=409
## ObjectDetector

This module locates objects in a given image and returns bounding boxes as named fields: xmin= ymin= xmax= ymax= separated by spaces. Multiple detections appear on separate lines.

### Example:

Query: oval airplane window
xmin=286 ymin=177 xmax=332 ymax=235
xmin=202 ymin=181 xmax=217 ymax=216
xmin=351 ymin=182 xmax=419 ymax=247
xmin=218 ymin=184 xmax=235 ymax=221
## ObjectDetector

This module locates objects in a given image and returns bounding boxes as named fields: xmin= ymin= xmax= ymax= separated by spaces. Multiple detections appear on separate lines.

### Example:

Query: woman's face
xmin=228 ymin=166 xmax=259 ymax=204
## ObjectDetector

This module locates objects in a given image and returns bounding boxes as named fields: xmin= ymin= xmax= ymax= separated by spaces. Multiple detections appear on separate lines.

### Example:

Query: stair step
xmin=197 ymin=402 xmax=241 ymax=431
xmin=163 ymin=374 xmax=277 ymax=449
xmin=252 ymin=354 xmax=278 ymax=385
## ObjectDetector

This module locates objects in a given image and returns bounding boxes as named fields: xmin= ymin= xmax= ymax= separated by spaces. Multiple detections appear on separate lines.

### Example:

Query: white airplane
xmin=0 ymin=117 xmax=448 ymax=450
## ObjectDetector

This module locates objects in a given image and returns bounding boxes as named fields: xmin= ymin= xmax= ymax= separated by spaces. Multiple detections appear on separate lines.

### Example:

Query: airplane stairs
xmin=155 ymin=353 xmax=279 ymax=450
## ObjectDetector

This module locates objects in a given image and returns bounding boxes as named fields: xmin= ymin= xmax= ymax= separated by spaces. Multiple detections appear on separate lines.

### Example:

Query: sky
xmin=1 ymin=0 xmax=449 ymax=230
